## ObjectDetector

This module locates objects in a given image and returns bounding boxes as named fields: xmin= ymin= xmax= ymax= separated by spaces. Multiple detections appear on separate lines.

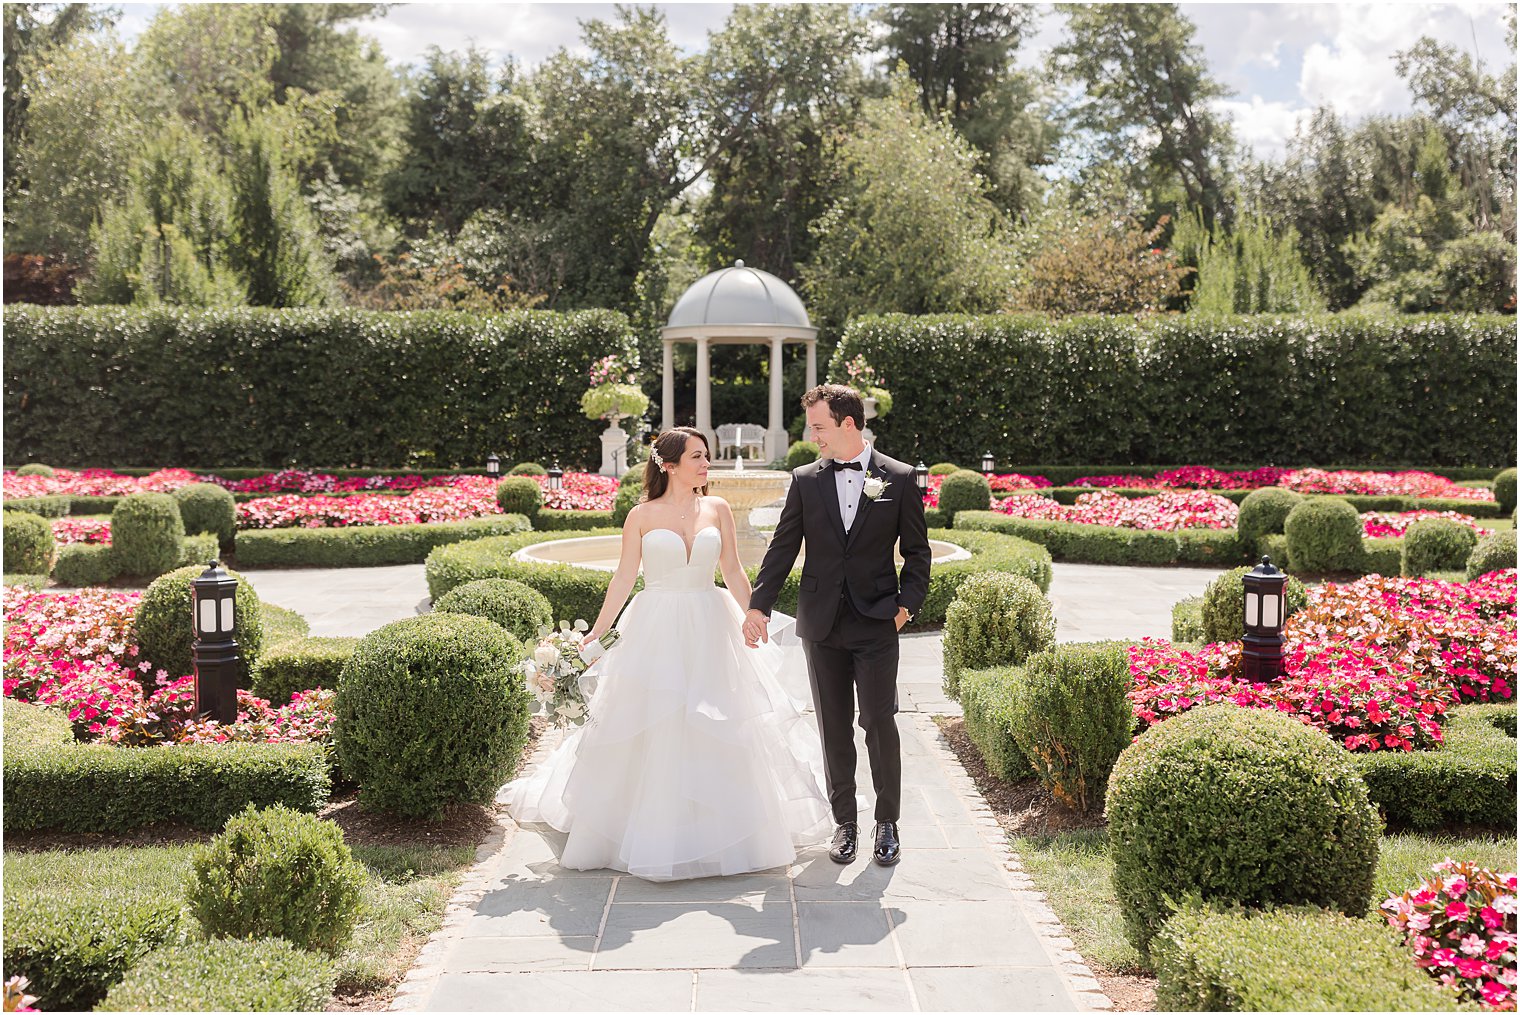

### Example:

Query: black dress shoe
xmin=873 ymin=821 xmax=901 ymax=866
xmin=829 ymin=822 xmax=859 ymax=864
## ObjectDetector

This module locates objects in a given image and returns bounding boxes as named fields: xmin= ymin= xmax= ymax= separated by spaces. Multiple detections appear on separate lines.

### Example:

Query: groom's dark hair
xmin=802 ymin=384 xmax=864 ymax=432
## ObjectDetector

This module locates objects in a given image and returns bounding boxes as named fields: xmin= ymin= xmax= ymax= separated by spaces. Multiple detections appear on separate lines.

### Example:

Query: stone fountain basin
xmin=512 ymin=535 xmax=971 ymax=573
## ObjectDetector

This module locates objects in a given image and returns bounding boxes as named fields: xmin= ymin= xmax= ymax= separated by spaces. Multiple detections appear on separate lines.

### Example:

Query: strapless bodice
xmin=641 ymin=526 xmax=721 ymax=591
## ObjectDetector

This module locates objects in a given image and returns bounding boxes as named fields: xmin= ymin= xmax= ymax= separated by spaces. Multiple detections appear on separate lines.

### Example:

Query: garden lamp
xmin=485 ymin=453 xmax=501 ymax=478
xmin=1241 ymin=555 xmax=1288 ymax=682
xmin=981 ymin=451 xmax=995 ymax=475
xmin=548 ymin=461 xmax=564 ymax=493
xmin=192 ymin=560 xmax=241 ymax=724
xmin=914 ymin=461 xmax=929 ymax=496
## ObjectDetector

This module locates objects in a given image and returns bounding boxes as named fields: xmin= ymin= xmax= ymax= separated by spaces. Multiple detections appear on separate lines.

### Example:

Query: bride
xmin=501 ymin=426 xmax=832 ymax=881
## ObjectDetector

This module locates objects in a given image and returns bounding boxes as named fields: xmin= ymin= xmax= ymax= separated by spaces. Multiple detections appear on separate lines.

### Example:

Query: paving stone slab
xmin=695 ymin=968 xmax=915 ymax=1011
xmin=423 ymin=970 xmax=693 ymax=1012
xmin=888 ymin=899 xmax=1052 ymax=968
xmin=442 ymin=935 xmax=598 ymax=972
xmin=461 ymin=879 xmax=614 ymax=938
xmin=796 ymin=902 xmax=898 ymax=967
xmin=593 ymin=902 xmax=799 ymax=970
xmin=613 ymin=872 xmax=791 ymax=905
xmin=909 ymin=965 xmax=1076 ymax=1012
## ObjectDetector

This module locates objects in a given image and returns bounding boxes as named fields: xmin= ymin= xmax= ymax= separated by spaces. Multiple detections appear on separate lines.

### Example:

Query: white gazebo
xmin=661 ymin=260 xmax=818 ymax=462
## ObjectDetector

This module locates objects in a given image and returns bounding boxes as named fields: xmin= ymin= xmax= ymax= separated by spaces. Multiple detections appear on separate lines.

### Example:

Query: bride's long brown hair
xmin=642 ymin=427 xmax=711 ymax=502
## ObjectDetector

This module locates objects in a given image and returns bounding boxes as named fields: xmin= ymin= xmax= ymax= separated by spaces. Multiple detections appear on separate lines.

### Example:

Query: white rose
xmin=533 ymin=644 xmax=560 ymax=669
xmin=863 ymin=476 xmax=887 ymax=500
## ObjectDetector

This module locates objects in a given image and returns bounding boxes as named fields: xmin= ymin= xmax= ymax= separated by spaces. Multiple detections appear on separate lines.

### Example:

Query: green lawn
xmin=2 ymin=840 xmax=477 ymax=996
xmin=1013 ymin=829 xmax=1518 ymax=976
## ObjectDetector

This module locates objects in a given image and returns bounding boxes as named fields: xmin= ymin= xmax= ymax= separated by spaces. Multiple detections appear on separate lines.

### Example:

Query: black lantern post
xmin=1241 ymin=555 xmax=1289 ymax=682
xmin=547 ymin=461 xmax=564 ymax=493
xmin=192 ymin=560 xmax=241 ymax=724
xmin=980 ymin=451 xmax=995 ymax=476
xmin=914 ymin=460 xmax=929 ymax=496
xmin=485 ymin=453 xmax=500 ymax=478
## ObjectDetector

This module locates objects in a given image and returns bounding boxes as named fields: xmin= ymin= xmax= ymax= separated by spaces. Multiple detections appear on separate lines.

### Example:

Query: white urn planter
xmin=861 ymin=395 xmax=877 ymax=445
xmin=599 ymin=417 xmax=629 ymax=478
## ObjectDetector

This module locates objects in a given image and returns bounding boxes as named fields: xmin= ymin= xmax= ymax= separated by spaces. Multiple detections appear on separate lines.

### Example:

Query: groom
xmin=744 ymin=384 xmax=931 ymax=866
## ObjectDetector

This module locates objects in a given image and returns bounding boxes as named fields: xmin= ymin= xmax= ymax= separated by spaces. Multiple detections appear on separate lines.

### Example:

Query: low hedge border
xmin=1353 ymin=703 xmax=1517 ymax=831
xmin=2 ymin=741 xmax=332 ymax=834
xmin=1153 ymin=904 xmax=1464 ymax=1012
xmin=98 ymin=937 xmax=336 ymax=1013
xmin=424 ymin=526 xmax=1053 ymax=630
xmin=535 ymin=508 xmax=615 ymax=531
xmin=957 ymin=665 xmax=1033 ymax=781
xmin=1171 ymin=596 xmax=1205 ymax=643
xmin=954 ymin=511 xmax=1240 ymax=567
xmin=234 ymin=514 xmax=531 ymax=567
xmin=3 ymin=572 xmax=48 ymax=591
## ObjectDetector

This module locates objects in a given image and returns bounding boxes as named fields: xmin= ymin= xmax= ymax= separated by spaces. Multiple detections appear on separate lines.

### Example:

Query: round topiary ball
xmin=1106 ymin=706 xmax=1381 ymax=956
xmin=786 ymin=441 xmax=819 ymax=470
xmin=619 ymin=468 xmax=645 ymax=490
xmin=942 ymin=572 xmax=1055 ymax=698
xmin=495 ymin=476 xmax=543 ymax=517
xmin=171 ymin=482 xmax=238 ymax=546
xmin=110 ymin=492 xmax=185 ymax=578
xmin=509 ymin=462 xmax=547 ymax=476
xmin=1402 ymin=518 xmax=1479 ymax=577
xmin=928 ymin=463 xmax=961 ymax=476
xmin=1283 ymin=496 xmax=1363 ymax=573
xmin=611 ymin=483 xmax=642 ymax=527
xmin=335 ymin=613 xmax=532 ymax=818
xmin=1200 ymin=565 xmax=1310 ymax=644
xmin=938 ymin=470 xmax=992 ymax=524
xmin=185 ymin=803 xmax=365 ymax=955
xmin=15 ymin=463 xmax=55 ymax=477
xmin=133 ymin=564 xmax=263 ymax=686
xmin=1494 ymin=468 xmax=1516 ymax=516
xmin=1466 ymin=529 xmax=1517 ymax=579
xmin=433 ymin=578 xmax=551 ymax=644
xmin=1236 ymin=488 xmax=1305 ymax=559
xmin=3 ymin=511 xmax=55 ymax=574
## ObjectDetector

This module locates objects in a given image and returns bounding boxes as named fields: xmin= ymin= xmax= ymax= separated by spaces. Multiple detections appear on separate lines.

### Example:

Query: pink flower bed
xmin=1362 ymin=510 xmax=1494 ymax=539
xmin=992 ymin=489 xmax=1239 ymax=531
xmin=208 ymin=469 xmax=448 ymax=494
xmin=1129 ymin=569 xmax=1516 ymax=750
xmin=50 ymin=517 xmax=112 ymax=545
xmin=3 ymin=467 xmax=201 ymax=499
xmin=236 ymin=473 xmax=618 ymax=528
xmin=2 ymin=586 xmax=331 ymax=745
xmin=1383 ymin=859 xmax=1517 ymax=1010
xmin=1071 ymin=466 xmax=1493 ymax=502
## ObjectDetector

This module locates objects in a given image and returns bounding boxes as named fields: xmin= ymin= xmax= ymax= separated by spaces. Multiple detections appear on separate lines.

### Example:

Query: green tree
xmin=1051 ymin=3 xmax=1233 ymax=229
xmin=1010 ymin=213 xmax=1191 ymax=316
xmin=874 ymin=3 xmax=1055 ymax=217
xmin=803 ymin=78 xmax=1014 ymax=329
xmin=1171 ymin=206 xmax=1325 ymax=314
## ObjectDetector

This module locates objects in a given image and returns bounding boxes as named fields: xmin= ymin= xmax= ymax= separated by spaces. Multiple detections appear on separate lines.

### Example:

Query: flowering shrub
xmin=1382 ymin=859 xmax=1517 ymax=1010
xmin=1362 ymin=510 xmax=1493 ymax=539
xmin=993 ymin=489 xmax=1239 ymax=531
xmin=1069 ymin=466 xmax=1493 ymax=502
xmin=987 ymin=473 xmax=1053 ymax=492
xmin=50 ymin=517 xmax=112 ymax=545
xmin=2 ymin=467 xmax=201 ymax=500
xmin=236 ymin=473 xmax=617 ymax=528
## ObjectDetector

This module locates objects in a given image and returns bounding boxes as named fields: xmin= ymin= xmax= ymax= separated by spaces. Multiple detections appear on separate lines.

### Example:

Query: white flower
xmin=533 ymin=644 xmax=560 ymax=669
xmin=863 ymin=476 xmax=887 ymax=500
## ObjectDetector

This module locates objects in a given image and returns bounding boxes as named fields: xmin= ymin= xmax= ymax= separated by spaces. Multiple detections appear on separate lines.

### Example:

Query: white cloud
xmin=1212 ymin=96 xmax=1313 ymax=161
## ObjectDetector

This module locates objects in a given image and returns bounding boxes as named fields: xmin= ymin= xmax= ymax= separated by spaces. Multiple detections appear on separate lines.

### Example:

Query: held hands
xmin=742 ymin=609 xmax=769 ymax=648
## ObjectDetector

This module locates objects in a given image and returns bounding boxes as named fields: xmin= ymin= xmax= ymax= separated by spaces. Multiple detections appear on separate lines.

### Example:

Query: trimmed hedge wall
xmin=953 ymin=511 xmax=1240 ymax=566
xmin=836 ymin=313 xmax=1514 ymax=466
xmin=958 ymin=666 xmax=1032 ymax=781
xmin=4 ymin=306 xmax=638 ymax=468
xmin=1353 ymin=704 xmax=1517 ymax=831
xmin=3 ymin=742 xmax=331 ymax=834
xmin=1153 ymin=905 xmax=1464 ymax=1011
xmin=233 ymin=514 xmax=530 ymax=567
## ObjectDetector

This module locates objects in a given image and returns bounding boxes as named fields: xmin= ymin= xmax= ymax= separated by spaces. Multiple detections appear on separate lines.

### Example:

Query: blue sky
xmin=113 ymin=2 xmax=1515 ymax=160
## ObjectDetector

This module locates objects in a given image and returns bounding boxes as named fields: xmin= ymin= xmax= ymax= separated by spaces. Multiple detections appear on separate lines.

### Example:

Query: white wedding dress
xmin=501 ymin=524 xmax=833 ymax=881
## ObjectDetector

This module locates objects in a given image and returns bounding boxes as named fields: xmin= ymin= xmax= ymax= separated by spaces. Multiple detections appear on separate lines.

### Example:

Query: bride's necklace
xmin=668 ymin=493 xmax=699 ymax=520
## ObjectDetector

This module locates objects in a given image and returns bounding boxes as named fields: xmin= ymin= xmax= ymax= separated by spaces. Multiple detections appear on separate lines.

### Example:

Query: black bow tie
xmin=827 ymin=460 xmax=863 ymax=472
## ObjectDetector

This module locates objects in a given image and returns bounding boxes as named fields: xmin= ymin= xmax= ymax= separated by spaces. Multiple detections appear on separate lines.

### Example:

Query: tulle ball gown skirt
xmin=501 ymin=585 xmax=833 ymax=882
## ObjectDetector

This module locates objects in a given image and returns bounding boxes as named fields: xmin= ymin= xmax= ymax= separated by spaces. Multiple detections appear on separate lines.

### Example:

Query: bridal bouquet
xmin=520 ymin=620 xmax=620 ymax=727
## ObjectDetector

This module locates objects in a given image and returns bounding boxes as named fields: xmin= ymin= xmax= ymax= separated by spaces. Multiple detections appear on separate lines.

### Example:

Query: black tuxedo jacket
xmin=749 ymin=448 xmax=931 ymax=642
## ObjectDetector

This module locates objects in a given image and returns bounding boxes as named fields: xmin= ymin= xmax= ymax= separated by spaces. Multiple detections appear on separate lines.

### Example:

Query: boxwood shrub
xmin=179 ymin=532 xmax=220 ymax=569
xmin=2 ymin=895 xmax=187 ymax=1011
xmin=3 ymin=571 xmax=48 ymax=590
xmin=251 ymin=637 xmax=357 ymax=706
xmin=110 ymin=492 xmax=185 ymax=577
xmin=2 ymin=494 xmax=69 ymax=516
xmin=495 ymin=476 xmax=543 ymax=517
xmin=186 ymin=803 xmax=366 ymax=955
xmin=509 ymin=462 xmax=547 ymax=475
xmin=938 ymin=470 xmax=991 ymax=524
xmin=2 ymin=510 xmax=54 ymax=573
xmin=4 ymin=698 xmax=73 ymax=750
xmin=1361 ymin=536 xmax=1404 ymax=577
xmin=1352 ymin=704 xmax=1517 ymax=830
xmin=957 ymin=665 xmax=1032 ymax=781
xmin=260 ymin=602 xmax=312 ymax=647
xmin=432 ymin=577 xmax=553 ymax=643
xmin=1401 ymin=517 xmax=1478 ymax=576
xmin=1106 ymin=706 xmax=1381 ymax=955
xmin=51 ymin=543 xmax=117 ymax=586
xmin=535 ymin=508 xmax=614 ymax=531
xmin=1235 ymin=488 xmax=1304 ymax=560
xmin=1467 ymin=530 xmax=1517 ymax=578
xmin=171 ymin=482 xmax=238 ymax=545
xmin=1153 ymin=905 xmax=1464 ymax=1012
xmin=133 ymin=564 xmax=264 ymax=687
xmin=786 ymin=441 xmax=819 ymax=469
xmin=1495 ymin=467 xmax=1517 ymax=515
xmin=2 ymin=742 xmax=331 ymax=833
xmin=953 ymin=511 xmax=1240 ymax=566
xmin=234 ymin=514 xmax=530 ymax=567
xmin=334 ymin=613 xmax=532 ymax=819
xmin=1283 ymin=496 xmax=1363 ymax=573
xmin=941 ymin=572 xmax=1054 ymax=699
xmin=1171 ymin=596 xmax=1205 ymax=643
xmin=15 ymin=462 xmax=55 ymax=476
xmin=97 ymin=937 xmax=336 ymax=1013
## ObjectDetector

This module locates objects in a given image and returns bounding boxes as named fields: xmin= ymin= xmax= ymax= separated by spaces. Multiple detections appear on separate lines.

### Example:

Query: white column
xmin=695 ymin=335 xmax=713 ymax=450
xmin=805 ymin=339 xmax=817 ymax=391
xmin=766 ymin=336 xmax=786 ymax=461
xmin=661 ymin=339 xmax=674 ymax=432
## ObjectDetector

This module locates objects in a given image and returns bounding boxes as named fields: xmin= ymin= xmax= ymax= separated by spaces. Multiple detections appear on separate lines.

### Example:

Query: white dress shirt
xmin=831 ymin=442 xmax=873 ymax=532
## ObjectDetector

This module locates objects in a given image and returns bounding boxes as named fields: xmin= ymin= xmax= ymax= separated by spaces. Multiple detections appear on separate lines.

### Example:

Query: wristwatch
xmin=900 ymin=606 xmax=915 ymax=622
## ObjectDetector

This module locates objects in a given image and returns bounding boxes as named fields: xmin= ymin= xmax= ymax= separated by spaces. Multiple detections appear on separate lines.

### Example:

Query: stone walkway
xmin=236 ymin=560 xmax=1225 ymax=1012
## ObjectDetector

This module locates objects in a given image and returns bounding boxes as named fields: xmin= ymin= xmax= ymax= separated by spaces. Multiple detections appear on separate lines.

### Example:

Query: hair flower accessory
xmin=650 ymin=445 xmax=665 ymax=468
xmin=863 ymin=475 xmax=887 ymax=500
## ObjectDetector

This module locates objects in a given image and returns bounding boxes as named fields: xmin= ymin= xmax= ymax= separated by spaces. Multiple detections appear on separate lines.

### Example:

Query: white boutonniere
xmin=862 ymin=475 xmax=887 ymax=501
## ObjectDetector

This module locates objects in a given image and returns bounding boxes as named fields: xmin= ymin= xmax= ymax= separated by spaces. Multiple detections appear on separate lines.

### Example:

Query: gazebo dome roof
xmin=666 ymin=261 xmax=811 ymax=330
